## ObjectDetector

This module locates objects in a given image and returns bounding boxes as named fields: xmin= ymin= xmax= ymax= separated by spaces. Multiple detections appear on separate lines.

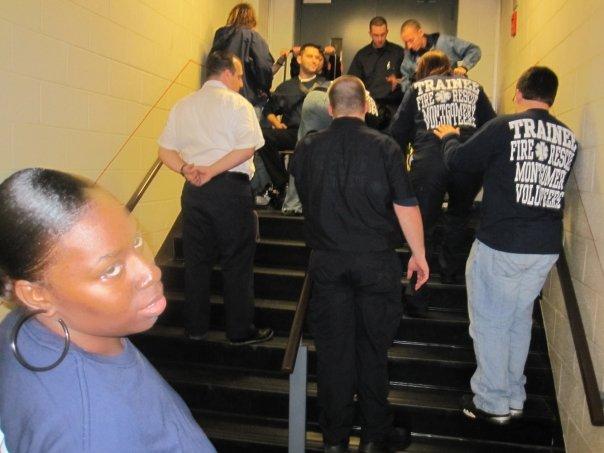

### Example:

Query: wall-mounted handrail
xmin=93 ymin=59 xmax=202 ymax=213
xmin=557 ymin=248 xmax=604 ymax=426
xmin=281 ymin=272 xmax=311 ymax=373
xmin=125 ymin=158 xmax=163 ymax=212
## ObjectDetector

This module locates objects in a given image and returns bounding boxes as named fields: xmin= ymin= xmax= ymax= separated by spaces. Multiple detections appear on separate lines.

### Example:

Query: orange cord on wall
xmin=95 ymin=59 xmax=202 ymax=183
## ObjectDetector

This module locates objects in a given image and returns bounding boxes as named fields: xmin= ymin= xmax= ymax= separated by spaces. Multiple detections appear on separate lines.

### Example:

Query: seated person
xmin=289 ymin=45 xmax=342 ymax=81
xmin=255 ymin=43 xmax=328 ymax=206
xmin=399 ymin=19 xmax=481 ymax=93
xmin=0 ymin=168 xmax=215 ymax=453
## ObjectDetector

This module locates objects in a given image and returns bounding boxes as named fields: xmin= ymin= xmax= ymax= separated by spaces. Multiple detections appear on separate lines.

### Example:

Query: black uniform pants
xmin=257 ymin=127 xmax=299 ymax=190
xmin=408 ymin=155 xmax=482 ymax=310
xmin=308 ymin=250 xmax=403 ymax=446
xmin=181 ymin=173 xmax=256 ymax=340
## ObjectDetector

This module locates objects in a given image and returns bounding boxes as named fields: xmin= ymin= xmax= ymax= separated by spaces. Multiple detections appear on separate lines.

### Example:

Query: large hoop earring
xmin=11 ymin=309 xmax=70 ymax=372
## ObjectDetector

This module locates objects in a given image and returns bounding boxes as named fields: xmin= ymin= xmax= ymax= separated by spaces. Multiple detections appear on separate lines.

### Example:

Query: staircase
xmin=131 ymin=209 xmax=565 ymax=452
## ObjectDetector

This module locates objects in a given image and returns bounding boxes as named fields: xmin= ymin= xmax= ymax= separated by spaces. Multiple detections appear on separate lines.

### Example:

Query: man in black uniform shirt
xmin=291 ymin=75 xmax=429 ymax=453
xmin=348 ymin=16 xmax=404 ymax=130
xmin=258 ymin=43 xmax=327 ymax=201
xmin=434 ymin=67 xmax=578 ymax=425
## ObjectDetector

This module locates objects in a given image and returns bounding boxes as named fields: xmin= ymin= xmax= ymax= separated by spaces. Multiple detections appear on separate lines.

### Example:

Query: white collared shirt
xmin=158 ymin=80 xmax=264 ymax=178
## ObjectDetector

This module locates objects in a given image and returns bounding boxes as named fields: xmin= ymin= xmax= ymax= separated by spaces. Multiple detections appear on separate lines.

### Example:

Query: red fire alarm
xmin=511 ymin=9 xmax=518 ymax=37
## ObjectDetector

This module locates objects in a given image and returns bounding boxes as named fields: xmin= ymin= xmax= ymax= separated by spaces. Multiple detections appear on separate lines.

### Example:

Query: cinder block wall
xmin=497 ymin=1 xmax=604 ymax=451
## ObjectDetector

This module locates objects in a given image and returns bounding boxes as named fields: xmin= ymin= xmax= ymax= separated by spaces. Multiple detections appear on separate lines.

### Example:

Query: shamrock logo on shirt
xmin=434 ymin=91 xmax=452 ymax=103
xmin=535 ymin=141 xmax=549 ymax=162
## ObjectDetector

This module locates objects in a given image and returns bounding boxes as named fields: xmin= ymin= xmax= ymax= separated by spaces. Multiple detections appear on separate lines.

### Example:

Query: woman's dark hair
xmin=226 ymin=3 xmax=257 ymax=29
xmin=516 ymin=66 xmax=558 ymax=106
xmin=0 ymin=168 xmax=94 ymax=300
xmin=415 ymin=50 xmax=452 ymax=81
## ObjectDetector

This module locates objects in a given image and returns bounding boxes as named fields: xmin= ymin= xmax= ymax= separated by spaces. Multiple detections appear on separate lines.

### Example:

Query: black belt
xmin=215 ymin=172 xmax=250 ymax=182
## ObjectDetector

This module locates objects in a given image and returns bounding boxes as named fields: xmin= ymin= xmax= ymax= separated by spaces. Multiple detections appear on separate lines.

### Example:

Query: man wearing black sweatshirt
xmin=434 ymin=67 xmax=578 ymax=425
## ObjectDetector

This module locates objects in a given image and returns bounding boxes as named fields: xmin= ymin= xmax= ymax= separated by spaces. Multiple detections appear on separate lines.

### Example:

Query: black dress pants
xmin=308 ymin=250 xmax=403 ymax=446
xmin=258 ymin=127 xmax=299 ymax=190
xmin=181 ymin=173 xmax=256 ymax=340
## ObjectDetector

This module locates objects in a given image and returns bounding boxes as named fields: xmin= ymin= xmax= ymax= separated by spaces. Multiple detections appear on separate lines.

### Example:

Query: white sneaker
xmin=255 ymin=194 xmax=270 ymax=206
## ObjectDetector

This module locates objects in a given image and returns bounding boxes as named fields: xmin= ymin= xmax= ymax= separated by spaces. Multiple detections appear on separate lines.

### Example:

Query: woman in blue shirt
xmin=0 ymin=168 xmax=216 ymax=453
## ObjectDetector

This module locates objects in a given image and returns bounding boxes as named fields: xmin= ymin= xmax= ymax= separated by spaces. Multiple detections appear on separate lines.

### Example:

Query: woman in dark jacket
xmin=390 ymin=50 xmax=496 ymax=315
xmin=210 ymin=3 xmax=274 ymax=108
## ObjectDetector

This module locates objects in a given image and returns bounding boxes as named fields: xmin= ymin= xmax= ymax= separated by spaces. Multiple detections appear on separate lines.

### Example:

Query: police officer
xmin=291 ymin=75 xmax=429 ymax=453
xmin=389 ymin=50 xmax=495 ymax=316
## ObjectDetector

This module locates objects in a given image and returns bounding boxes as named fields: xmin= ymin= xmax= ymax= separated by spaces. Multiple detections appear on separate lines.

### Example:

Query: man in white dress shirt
xmin=158 ymin=50 xmax=273 ymax=345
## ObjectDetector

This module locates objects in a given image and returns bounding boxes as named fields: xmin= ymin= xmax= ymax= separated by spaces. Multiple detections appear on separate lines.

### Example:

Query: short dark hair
xmin=516 ymin=66 xmax=558 ymax=106
xmin=299 ymin=43 xmax=322 ymax=56
xmin=328 ymin=75 xmax=366 ymax=115
xmin=415 ymin=50 xmax=451 ymax=80
xmin=401 ymin=19 xmax=421 ymax=32
xmin=0 ymin=168 xmax=94 ymax=301
xmin=206 ymin=50 xmax=237 ymax=78
xmin=369 ymin=16 xmax=387 ymax=29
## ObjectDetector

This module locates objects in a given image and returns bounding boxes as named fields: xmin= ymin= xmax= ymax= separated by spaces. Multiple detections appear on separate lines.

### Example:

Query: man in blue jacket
xmin=399 ymin=19 xmax=481 ymax=93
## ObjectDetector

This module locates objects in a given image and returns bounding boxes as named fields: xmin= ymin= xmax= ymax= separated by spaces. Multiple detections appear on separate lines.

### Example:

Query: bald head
xmin=328 ymin=75 xmax=367 ymax=118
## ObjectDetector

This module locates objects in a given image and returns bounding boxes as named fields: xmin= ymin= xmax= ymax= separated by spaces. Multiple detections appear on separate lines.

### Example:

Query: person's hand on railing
xmin=407 ymin=254 xmax=429 ymax=290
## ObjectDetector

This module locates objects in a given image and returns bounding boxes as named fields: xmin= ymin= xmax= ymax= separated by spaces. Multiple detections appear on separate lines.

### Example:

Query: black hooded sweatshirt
xmin=210 ymin=26 xmax=274 ymax=106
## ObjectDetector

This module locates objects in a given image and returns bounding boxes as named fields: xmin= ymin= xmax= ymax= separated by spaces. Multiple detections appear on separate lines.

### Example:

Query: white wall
xmin=457 ymin=0 xmax=500 ymax=105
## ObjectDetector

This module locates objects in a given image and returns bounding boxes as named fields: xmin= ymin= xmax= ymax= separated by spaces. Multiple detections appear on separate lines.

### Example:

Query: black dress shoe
xmin=359 ymin=427 xmax=411 ymax=452
xmin=229 ymin=328 xmax=274 ymax=346
xmin=323 ymin=443 xmax=349 ymax=453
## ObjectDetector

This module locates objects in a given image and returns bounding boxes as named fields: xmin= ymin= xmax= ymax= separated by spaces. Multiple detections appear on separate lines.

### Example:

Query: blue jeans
xmin=466 ymin=240 xmax=558 ymax=415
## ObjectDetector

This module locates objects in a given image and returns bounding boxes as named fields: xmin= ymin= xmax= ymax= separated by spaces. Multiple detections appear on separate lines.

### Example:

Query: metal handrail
xmin=557 ymin=249 xmax=604 ymax=425
xmin=281 ymin=272 xmax=311 ymax=373
xmin=125 ymin=159 xmax=163 ymax=212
